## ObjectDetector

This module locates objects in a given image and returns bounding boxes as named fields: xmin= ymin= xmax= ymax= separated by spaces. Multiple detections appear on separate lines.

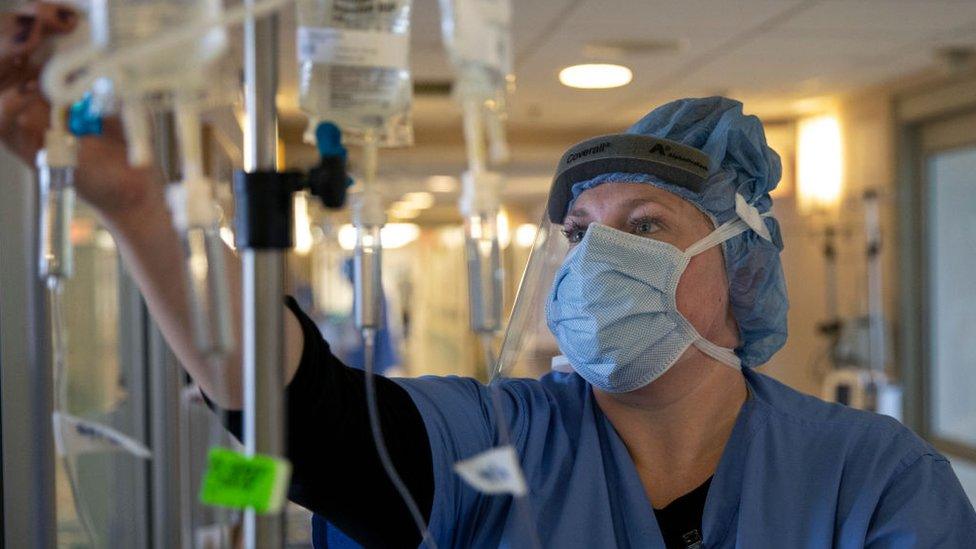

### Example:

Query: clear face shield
xmin=492 ymin=133 xmax=713 ymax=383
xmin=494 ymin=211 xmax=569 ymax=380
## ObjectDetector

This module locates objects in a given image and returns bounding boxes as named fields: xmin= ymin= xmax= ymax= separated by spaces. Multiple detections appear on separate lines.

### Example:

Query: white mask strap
xmin=735 ymin=193 xmax=773 ymax=242
xmin=693 ymin=338 xmax=742 ymax=369
xmin=684 ymin=212 xmax=774 ymax=258
xmin=684 ymin=218 xmax=751 ymax=257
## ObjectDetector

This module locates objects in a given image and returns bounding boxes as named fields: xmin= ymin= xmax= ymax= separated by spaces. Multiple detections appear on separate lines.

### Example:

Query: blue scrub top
xmin=392 ymin=368 xmax=976 ymax=548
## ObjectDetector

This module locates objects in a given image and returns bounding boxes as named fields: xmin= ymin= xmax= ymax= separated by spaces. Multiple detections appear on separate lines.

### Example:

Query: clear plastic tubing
xmin=37 ymin=162 xmax=75 ymax=281
xmin=460 ymin=99 xmax=502 ymax=334
xmin=353 ymin=132 xmax=384 ymax=331
xmin=38 ymin=135 xmax=99 ymax=546
xmin=465 ymin=212 xmax=502 ymax=334
xmin=171 ymin=96 xmax=234 ymax=358
xmin=181 ymin=225 xmax=235 ymax=357
xmin=353 ymin=224 xmax=382 ymax=330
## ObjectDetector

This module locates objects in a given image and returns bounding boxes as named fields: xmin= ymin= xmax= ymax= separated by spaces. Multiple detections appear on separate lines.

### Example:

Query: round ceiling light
xmin=558 ymin=63 xmax=633 ymax=89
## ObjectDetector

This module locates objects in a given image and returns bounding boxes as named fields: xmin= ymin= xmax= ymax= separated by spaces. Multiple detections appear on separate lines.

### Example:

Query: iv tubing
xmin=461 ymin=98 xmax=486 ymax=175
xmin=480 ymin=334 xmax=542 ymax=549
xmin=363 ymin=328 xmax=438 ymax=549
xmin=362 ymin=134 xmax=378 ymax=190
xmin=48 ymin=279 xmax=99 ymax=547
xmin=175 ymin=97 xmax=204 ymax=182
xmin=355 ymin=128 xmax=433 ymax=544
xmin=173 ymin=93 xmax=218 ymax=227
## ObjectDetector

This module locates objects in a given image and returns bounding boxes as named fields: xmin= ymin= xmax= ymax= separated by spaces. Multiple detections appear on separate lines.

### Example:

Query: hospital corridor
xmin=1 ymin=0 xmax=976 ymax=547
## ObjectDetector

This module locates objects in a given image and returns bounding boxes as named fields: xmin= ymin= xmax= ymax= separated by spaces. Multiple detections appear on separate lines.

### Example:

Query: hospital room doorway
xmin=912 ymin=107 xmax=976 ymax=502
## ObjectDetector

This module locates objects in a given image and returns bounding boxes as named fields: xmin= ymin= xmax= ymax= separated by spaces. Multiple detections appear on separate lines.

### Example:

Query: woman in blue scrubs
xmin=4 ymin=10 xmax=975 ymax=546
xmin=375 ymin=97 xmax=976 ymax=547
xmin=291 ymin=97 xmax=976 ymax=547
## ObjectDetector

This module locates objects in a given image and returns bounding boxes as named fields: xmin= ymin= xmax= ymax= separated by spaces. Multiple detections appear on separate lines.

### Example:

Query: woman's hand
xmin=0 ymin=2 xmax=75 ymax=91
xmin=0 ymin=2 xmax=159 ymax=225
xmin=0 ymin=3 xmax=305 ymax=408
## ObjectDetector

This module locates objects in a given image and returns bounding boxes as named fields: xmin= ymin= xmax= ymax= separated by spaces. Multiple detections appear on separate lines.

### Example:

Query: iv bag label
xmin=199 ymin=448 xmax=292 ymax=514
xmin=454 ymin=445 xmax=527 ymax=496
xmin=298 ymin=27 xmax=409 ymax=69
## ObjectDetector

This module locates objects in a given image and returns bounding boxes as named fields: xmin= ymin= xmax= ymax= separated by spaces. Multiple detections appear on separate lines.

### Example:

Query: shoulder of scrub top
xmin=742 ymin=368 xmax=945 ymax=473
xmin=391 ymin=371 xmax=591 ymax=445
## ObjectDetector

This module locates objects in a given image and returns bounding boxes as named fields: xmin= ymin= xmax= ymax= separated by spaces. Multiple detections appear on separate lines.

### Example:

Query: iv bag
xmin=439 ymin=0 xmax=512 ymax=101
xmin=89 ymin=0 xmax=227 ymax=95
xmin=296 ymin=0 xmax=413 ymax=147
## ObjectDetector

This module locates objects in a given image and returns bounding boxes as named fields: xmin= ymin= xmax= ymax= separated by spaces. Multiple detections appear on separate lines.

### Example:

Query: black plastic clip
xmin=232 ymin=122 xmax=351 ymax=250
xmin=233 ymin=169 xmax=304 ymax=250
xmin=306 ymin=121 xmax=352 ymax=210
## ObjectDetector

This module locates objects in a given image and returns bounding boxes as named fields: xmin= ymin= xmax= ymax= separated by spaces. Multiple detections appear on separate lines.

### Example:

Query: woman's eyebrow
xmin=621 ymin=197 xmax=675 ymax=214
xmin=566 ymin=206 xmax=590 ymax=220
xmin=566 ymin=195 xmax=676 ymax=222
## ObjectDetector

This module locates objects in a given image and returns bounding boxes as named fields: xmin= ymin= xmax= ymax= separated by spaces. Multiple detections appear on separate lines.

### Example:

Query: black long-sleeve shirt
xmin=212 ymin=297 xmax=434 ymax=547
xmin=209 ymin=298 xmax=708 ymax=549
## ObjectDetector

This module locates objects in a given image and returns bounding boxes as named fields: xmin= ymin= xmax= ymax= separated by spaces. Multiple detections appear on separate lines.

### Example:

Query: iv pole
xmin=240 ymin=1 xmax=286 ymax=547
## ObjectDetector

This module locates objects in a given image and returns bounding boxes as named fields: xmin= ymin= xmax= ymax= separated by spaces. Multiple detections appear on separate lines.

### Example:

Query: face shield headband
xmin=546 ymin=133 xmax=712 ymax=225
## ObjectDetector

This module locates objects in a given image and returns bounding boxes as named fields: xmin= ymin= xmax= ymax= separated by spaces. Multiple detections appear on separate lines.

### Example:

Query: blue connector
xmin=316 ymin=121 xmax=346 ymax=159
xmin=68 ymin=93 xmax=103 ymax=137
xmin=307 ymin=121 xmax=353 ymax=209
xmin=315 ymin=121 xmax=354 ymax=190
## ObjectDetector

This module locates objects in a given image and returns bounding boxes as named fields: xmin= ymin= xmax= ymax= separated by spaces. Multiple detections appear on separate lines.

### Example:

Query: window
xmin=926 ymin=147 xmax=976 ymax=453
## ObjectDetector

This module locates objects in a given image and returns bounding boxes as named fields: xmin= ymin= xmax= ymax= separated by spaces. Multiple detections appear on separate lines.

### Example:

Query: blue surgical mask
xmin=545 ymin=220 xmax=753 ymax=393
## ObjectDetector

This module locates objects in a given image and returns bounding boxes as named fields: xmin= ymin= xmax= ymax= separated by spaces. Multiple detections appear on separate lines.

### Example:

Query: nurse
xmin=3 ymin=8 xmax=976 ymax=547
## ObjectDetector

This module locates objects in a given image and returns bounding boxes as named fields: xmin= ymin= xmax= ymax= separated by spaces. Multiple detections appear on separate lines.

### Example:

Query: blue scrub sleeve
xmin=394 ymin=376 xmax=543 ymax=546
xmin=865 ymin=454 xmax=976 ymax=547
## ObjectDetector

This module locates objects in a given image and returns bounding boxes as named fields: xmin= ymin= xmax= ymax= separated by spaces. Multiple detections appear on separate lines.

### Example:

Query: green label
xmin=199 ymin=447 xmax=291 ymax=514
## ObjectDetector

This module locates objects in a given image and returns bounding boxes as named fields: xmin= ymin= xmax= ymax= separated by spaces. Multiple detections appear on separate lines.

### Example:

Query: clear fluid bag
xmin=439 ymin=0 xmax=512 ymax=102
xmin=89 ymin=0 xmax=227 ymax=95
xmin=296 ymin=0 xmax=413 ymax=147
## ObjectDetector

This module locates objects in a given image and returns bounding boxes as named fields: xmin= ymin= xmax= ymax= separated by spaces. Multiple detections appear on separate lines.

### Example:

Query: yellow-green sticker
xmin=199 ymin=447 xmax=292 ymax=514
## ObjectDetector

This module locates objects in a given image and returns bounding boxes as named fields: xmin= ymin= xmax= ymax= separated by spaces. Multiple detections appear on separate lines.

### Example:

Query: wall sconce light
xmin=796 ymin=115 xmax=844 ymax=216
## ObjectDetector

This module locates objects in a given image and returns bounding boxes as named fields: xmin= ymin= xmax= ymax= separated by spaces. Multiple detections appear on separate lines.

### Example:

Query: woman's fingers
xmin=0 ymin=79 xmax=49 ymax=163
xmin=0 ymin=3 xmax=78 ymax=91
xmin=32 ymin=3 xmax=78 ymax=35
xmin=100 ymin=116 xmax=129 ymax=143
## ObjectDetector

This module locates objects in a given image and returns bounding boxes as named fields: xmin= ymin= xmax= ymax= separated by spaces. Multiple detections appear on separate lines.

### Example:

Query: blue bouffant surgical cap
xmin=566 ymin=96 xmax=788 ymax=368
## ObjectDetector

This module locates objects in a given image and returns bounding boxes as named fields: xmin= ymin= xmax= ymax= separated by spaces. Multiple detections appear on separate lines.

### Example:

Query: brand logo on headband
xmin=648 ymin=143 xmax=709 ymax=173
xmin=566 ymin=142 xmax=612 ymax=164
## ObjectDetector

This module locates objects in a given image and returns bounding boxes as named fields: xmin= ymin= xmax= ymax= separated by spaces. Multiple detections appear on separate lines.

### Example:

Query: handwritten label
xmin=199 ymin=448 xmax=292 ymax=514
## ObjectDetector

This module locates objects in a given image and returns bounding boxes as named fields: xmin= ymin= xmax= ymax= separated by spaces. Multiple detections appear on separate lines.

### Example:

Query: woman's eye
xmin=633 ymin=219 xmax=660 ymax=235
xmin=563 ymin=227 xmax=587 ymax=243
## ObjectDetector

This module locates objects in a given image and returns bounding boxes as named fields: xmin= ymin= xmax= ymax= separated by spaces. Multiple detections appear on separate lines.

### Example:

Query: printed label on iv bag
xmin=298 ymin=27 xmax=409 ymax=69
xmin=52 ymin=411 xmax=152 ymax=459
xmin=454 ymin=445 xmax=527 ymax=496
xmin=199 ymin=447 xmax=292 ymax=514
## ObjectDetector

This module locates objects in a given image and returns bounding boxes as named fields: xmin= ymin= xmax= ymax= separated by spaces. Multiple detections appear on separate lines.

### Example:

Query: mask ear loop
xmin=682 ymin=209 xmax=775 ymax=369
xmin=693 ymin=338 xmax=742 ymax=369
xmin=684 ymin=218 xmax=751 ymax=257
xmin=683 ymin=211 xmax=774 ymax=258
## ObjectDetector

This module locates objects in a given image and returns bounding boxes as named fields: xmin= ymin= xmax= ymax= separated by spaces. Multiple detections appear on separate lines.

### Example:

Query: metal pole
xmin=241 ymin=2 xmax=286 ymax=548
xmin=863 ymin=190 xmax=886 ymax=374
xmin=147 ymin=109 xmax=193 ymax=549
xmin=0 ymin=151 xmax=56 ymax=549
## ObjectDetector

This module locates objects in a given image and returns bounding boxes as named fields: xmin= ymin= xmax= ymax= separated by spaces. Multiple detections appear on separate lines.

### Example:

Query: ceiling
xmin=275 ymin=0 xmax=976 ymax=139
